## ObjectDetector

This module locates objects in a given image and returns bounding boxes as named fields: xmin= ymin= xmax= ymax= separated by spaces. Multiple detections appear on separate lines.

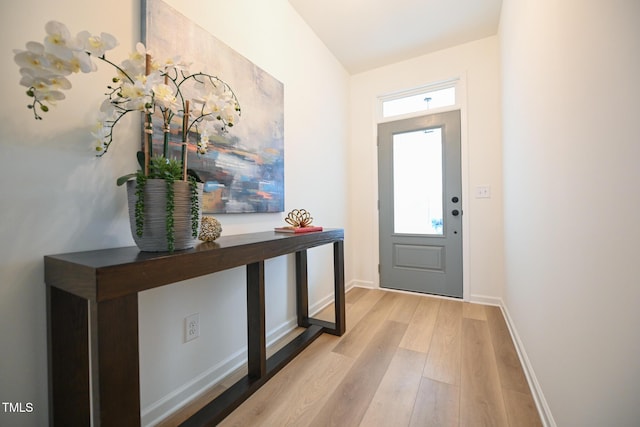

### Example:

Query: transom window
xmin=380 ymin=80 xmax=457 ymax=119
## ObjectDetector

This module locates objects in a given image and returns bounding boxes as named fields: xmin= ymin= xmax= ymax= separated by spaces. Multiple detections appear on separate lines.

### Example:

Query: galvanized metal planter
xmin=126 ymin=179 xmax=203 ymax=252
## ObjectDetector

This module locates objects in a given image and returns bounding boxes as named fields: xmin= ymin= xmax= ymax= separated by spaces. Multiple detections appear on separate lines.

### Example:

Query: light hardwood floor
xmin=158 ymin=287 xmax=542 ymax=426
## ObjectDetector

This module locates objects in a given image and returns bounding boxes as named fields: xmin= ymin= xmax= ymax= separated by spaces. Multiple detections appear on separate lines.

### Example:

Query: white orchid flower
xmin=35 ymin=88 xmax=66 ymax=105
xmin=19 ymin=73 xmax=53 ymax=92
xmin=15 ymin=21 xmax=241 ymax=153
xmin=131 ymin=42 xmax=149 ymax=62
xmin=119 ymin=43 xmax=148 ymax=79
xmin=76 ymin=31 xmax=118 ymax=57
xmin=29 ymin=73 xmax=72 ymax=91
xmin=133 ymin=43 xmax=152 ymax=70
xmin=18 ymin=66 xmax=70 ymax=93
xmin=196 ymin=122 xmax=215 ymax=154
xmin=221 ymin=104 xmax=239 ymax=126
xmin=152 ymin=83 xmax=180 ymax=112
xmin=91 ymin=121 xmax=111 ymax=149
xmin=44 ymin=54 xmax=78 ymax=75
xmin=44 ymin=21 xmax=76 ymax=60
xmin=14 ymin=48 xmax=51 ymax=75
xmin=212 ymin=81 xmax=231 ymax=99
xmin=202 ymin=92 xmax=226 ymax=116
xmin=24 ymin=41 xmax=45 ymax=55
xmin=144 ymin=71 xmax=164 ymax=87
xmin=197 ymin=138 xmax=208 ymax=154
xmin=161 ymin=56 xmax=191 ymax=77
xmin=118 ymin=79 xmax=151 ymax=111
xmin=72 ymin=50 xmax=97 ymax=73
xmin=120 ymin=79 xmax=147 ymax=99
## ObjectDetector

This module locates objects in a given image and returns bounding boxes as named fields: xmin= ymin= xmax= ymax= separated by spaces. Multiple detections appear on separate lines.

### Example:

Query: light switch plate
xmin=475 ymin=185 xmax=491 ymax=198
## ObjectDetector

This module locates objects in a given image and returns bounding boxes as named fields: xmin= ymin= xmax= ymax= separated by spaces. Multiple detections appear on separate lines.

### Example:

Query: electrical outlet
xmin=185 ymin=313 xmax=200 ymax=342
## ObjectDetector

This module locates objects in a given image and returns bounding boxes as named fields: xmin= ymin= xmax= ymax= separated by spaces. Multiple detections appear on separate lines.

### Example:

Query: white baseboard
xmin=348 ymin=279 xmax=375 ymax=289
xmin=141 ymin=344 xmax=247 ymax=426
xmin=141 ymin=287 xmax=345 ymax=426
xmin=498 ymin=300 xmax=556 ymax=427
xmin=469 ymin=293 xmax=502 ymax=306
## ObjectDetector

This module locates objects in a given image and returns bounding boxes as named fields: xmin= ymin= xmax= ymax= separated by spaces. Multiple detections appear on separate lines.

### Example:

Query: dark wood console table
xmin=45 ymin=229 xmax=345 ymax=426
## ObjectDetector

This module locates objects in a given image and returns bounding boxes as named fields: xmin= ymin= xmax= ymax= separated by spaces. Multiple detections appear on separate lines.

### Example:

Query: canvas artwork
xmin=142 ymin=0 xmax=284 ymax=213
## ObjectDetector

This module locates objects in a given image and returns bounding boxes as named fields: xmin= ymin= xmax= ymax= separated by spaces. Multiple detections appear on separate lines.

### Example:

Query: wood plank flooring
xmin=158 ymin=287 xmax=542 ymax=427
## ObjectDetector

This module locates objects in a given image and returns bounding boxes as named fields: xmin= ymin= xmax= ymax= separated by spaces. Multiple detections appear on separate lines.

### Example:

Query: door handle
xmin=452 ymin=209 xmax=460 ymax=216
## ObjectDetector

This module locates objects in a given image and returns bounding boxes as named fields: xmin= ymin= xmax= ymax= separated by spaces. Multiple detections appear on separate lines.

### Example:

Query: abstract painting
xmin=142 ymin=0 xmax=284 ymax=213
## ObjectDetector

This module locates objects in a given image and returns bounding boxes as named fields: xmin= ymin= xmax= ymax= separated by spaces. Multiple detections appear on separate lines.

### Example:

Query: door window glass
xmin=393 ymin=128 xmax=443 ymax=235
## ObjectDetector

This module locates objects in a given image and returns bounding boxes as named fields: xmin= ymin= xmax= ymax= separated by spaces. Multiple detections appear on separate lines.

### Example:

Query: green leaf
xmin=116 ymin=173 xmax=138 ymax=186
xmin=137 ymin=151 xmax=145 ymax=170
xmin=187 ymin=168 xmax=203 ymax=183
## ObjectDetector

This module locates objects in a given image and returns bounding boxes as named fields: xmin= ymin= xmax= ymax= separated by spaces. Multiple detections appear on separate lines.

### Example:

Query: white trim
xmin=377 ymin=77 xmax=460 ymax=123
xmin=374 ymin=285 xmax=465 ymax=303
xmin=349 ymin=279 xmax=376 ymax=289
xmin=378 ymin=77 xmax=460 ymax=101
xmin=458 ymin=74 xmax=470 ymax=301
xmin=373 ymin=73 xmax=470 ymax=301
xmin=498 ymin=300 xmax=557 ymax=427
xmin=141 ymin=344 xmax=247 ymax=426
xmin=377 ymin=104 xmax=460 ymax=125
xmin=469 ymin=294 xmax=502 ymax=306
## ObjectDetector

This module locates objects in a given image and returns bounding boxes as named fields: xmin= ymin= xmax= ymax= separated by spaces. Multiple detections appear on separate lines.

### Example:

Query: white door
xmin=378 ymin=110 xmax=462 ymax=297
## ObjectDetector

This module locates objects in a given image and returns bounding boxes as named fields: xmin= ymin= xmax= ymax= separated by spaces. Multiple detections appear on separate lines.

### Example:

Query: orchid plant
xmin=14 ymin=20 xmax=241 ymax=174
xmin=14 ymin=21 xmax=242 ymax=251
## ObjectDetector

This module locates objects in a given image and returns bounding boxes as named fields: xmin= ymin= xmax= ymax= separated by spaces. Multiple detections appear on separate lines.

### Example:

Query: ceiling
xmin=288 ymin=0 xmax=503 ymax=74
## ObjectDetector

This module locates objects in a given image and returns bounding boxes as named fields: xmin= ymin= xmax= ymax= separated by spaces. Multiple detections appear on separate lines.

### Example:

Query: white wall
xmin=0 ymin=1 xmax=349 ymax=425
xmin=349 ymin=36 xmax=504 ymax=302
xmin=500 ymin=0 xmax=640 ymax=425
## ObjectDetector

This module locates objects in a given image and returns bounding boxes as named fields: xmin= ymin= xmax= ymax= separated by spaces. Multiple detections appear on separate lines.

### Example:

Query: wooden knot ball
xmin=285 ymin=209 xmax=313 ymax=228
xmin=199 ymin=217 xmax=222 ymax=242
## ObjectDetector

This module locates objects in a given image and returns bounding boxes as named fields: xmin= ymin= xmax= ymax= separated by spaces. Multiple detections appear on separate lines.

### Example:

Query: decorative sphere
xmin=199 ymin=216 xmax=222 ymax=242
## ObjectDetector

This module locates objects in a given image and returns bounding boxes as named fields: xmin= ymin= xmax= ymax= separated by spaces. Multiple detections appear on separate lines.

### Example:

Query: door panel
xmin=378 ymin=110 xmax=462 ymax=297
xmin=394 ymin=244 xmax=444 ymax=271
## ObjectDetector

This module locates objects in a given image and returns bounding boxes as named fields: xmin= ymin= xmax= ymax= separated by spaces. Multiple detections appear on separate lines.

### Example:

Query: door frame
xmin=374 ymin=77 xmax=470 ymax=300
xmin=377 ymin=110 xmax=463 ymax=297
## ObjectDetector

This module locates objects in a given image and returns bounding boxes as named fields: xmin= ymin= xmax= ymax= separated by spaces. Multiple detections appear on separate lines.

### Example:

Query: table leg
xmin=295 ymin=250 xmax=310 ymax=327
xmin=48 ymin=286 xmax=91 ymax=426
xmin=95 ymin=293 xmax=141 ymax=426
xmin=246 ymin=261 xmax=266 ymax=379
xmin=333 ymin=240 xmax=346 ymax=336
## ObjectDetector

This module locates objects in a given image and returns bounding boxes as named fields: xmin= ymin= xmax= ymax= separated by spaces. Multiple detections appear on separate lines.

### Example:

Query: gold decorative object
xmin=285 ymin=209 xmax=314 ymax=228
xmin=199 ymin=216 xmax=222 ymax=242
